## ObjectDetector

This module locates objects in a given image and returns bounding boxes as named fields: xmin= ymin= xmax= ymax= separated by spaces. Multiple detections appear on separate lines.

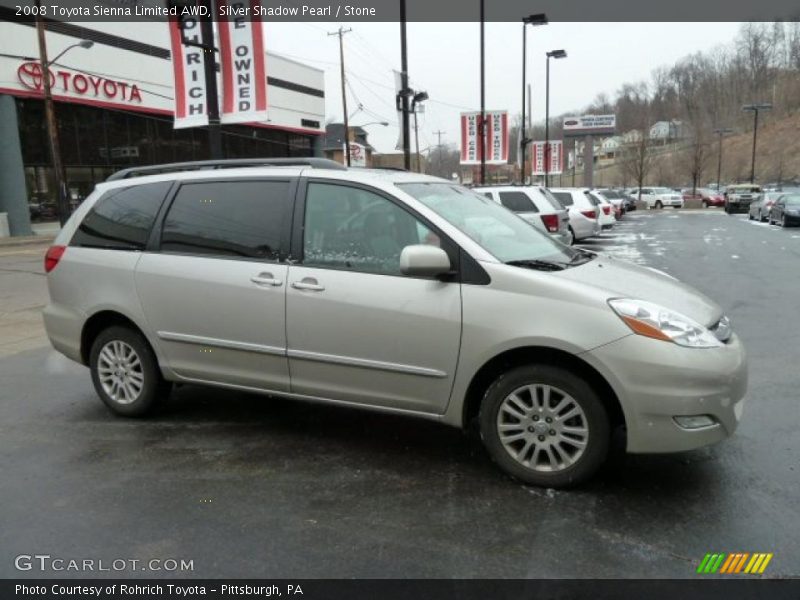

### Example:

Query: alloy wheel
xmin=97 ymin=340 xmax=144 ymax=405
xmin=496 ymin=384 xmax=588 ymax=473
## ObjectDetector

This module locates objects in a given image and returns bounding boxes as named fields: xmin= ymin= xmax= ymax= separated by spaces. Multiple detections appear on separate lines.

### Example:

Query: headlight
xmin=608 ymin=298 xmax=723 ymax=348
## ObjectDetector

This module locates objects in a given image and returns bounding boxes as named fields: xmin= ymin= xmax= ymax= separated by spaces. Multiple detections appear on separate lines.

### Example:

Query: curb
xmin=0 ymin=235 xmax=56 ymax=248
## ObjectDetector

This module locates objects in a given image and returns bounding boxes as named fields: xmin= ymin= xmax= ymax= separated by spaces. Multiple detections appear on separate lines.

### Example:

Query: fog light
xmin=673 ymin=415 xmax=717 ymax=430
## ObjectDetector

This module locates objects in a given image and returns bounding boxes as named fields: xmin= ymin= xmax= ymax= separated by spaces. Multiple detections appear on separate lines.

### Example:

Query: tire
xmin=479 ymin=364 xmax=610 ymax=488
xmin=89 ymin=325 xmax=171 ymax=417
xmin=748 ymin=212 xmax=753 ymax=220
xmin=782 ymin=215 xmax=787 ymax=227
xmin=655 ymin=200 xmax=663 ymax=209
xmin=702 ymin=201 xmax=709 ymax=208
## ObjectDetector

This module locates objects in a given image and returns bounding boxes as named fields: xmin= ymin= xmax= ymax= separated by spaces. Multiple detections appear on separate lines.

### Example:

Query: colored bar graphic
xmin=699 ymin=552 xmax=773 ymax=575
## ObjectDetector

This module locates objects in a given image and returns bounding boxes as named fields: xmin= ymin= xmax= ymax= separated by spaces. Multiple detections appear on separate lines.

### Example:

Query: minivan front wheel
xmin=479 ymin=365 xmax=609 ymax=488
xmin=89 ymin=326 xmax=170 ymax=417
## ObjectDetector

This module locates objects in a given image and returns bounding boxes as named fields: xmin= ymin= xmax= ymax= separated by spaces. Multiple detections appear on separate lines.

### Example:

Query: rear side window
xmin=551 ymin=191 xmax=573 ymax=206
xmin=71 ymin=182 xmax=170 ymax=250
xmin=584 ymin=192 xmax=601 ymax=206
xmin=160 ymin=180 xmax=290 ymax=260
xmin=499 ymin=192 xmax=537 ymax=213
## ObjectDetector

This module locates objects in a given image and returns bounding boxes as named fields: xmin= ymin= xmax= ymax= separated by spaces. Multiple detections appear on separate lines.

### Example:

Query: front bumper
xmin=584 ymin=332 xmax=747 ymax=453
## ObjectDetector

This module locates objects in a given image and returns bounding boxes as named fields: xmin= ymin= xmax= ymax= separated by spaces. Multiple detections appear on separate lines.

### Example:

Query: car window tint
xmin=498 ymin=191 xmax=538 ymax=213
xmin=71 ymin=181 xmax=170 ymax=250
xmin=160 ymin=180 xmax=289 ymax=260
xmin=551 ymin=191 xmax=573 ymax=206
xmin=303 ymin=183 xmax=436 ymax=276
xmin=584 ymin=192 xmax=601 ymax=206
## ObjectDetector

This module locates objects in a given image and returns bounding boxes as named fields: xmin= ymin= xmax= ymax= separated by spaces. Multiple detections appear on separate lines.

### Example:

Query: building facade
xmin=0 ymin=14 xmax=325 ymax=234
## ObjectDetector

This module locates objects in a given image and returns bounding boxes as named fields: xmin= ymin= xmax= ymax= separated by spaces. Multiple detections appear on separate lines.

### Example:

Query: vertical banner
xmin=169 ymin=13 xmax=209 ymax=129
xmin=460 ymin=112 xmax=479 ymax=164
xmin=460 ymin=111 xmax=507 ymax=165
xmin=531 ymin=141 xmax=563 ymax=175
xmin=218 ymin=0 xmax=268 ymax=124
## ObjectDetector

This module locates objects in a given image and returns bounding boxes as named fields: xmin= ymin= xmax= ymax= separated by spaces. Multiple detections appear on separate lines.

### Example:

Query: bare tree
xmin=620 ymin=133 xmax=655 ymax=200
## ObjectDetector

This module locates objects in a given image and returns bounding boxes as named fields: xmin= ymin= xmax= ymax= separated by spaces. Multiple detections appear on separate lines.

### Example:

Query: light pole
xmin=412 ymin=91 xmax=428 ymax=173
xmin=520 ymin=14 xmax=547 ymax=185
xmin=713 ymin=127 xmax=733 ymax=189
xmin=544 ymin=49 xmax=567 ymax=187
xmin=35 ymin=5 xmax=93 ymax=226
xmin=742 ymin=103 xmax=772 ymax=184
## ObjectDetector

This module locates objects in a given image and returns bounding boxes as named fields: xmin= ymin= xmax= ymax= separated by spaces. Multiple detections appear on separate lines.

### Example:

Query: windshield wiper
xmin=567 ymin=249 xmax=597 ymax=265
xmin=505 ymin=259 xmax=567 ymax=271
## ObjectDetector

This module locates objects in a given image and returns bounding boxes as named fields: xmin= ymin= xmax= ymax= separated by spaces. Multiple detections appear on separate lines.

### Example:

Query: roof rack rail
xmin=106 ymin=157 xmax=346 ymax=181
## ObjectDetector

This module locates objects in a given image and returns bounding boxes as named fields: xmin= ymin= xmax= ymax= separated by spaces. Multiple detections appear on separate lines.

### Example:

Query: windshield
xmin=397 ymin=182 xmax=581 ymax=265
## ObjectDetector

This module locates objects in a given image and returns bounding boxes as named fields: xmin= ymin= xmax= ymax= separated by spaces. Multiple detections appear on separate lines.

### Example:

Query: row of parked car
xmin=473 ymin=185 xmax=626 ymax=245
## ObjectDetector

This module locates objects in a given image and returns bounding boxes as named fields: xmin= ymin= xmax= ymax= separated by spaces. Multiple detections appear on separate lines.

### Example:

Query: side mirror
xmin=400 ymin=244 xmax=452 ymax=278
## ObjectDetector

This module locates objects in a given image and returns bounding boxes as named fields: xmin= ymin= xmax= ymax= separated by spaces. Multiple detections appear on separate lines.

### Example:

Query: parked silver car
xmin=43 ymin=159 xmax=747 ymax=488
xmin=476 ymin=185 xmax=572 ymax=245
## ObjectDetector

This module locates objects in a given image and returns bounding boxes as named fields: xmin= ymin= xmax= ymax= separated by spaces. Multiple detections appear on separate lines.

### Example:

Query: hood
xmin=554 ymin=255 xmax=723 ymax=327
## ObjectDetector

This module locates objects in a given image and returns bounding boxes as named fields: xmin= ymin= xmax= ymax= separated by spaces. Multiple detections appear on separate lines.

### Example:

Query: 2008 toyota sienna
xmin=43 ymin=158 xmax=747 ymax=487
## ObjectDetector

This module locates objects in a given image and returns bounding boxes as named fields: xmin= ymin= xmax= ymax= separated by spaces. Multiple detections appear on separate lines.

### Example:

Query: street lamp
xmin=712 ymin=127 xmax=733 ymax=190
xmin=353 ymin=121 xmax=389 ymax=128
xmin=412 ymin=91 xmax=429 ymax=173
xmin=520 ymin=13 xmax=547 ymax=184
xmin=742 ymin=103 xmax=772 ymax=184
xmin=35 ymin=2 xmax=93 ymax=226
xmin=544 ymin=49 xmax=567 ymax=187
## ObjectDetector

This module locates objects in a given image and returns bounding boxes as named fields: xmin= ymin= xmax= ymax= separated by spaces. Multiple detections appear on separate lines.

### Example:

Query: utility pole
xmin=329 ymin=27 xmax=353 ymax=166
xmin=199 ymin=0 xmax=222 ymax=159
xmin=35 ymin=3 xmax=68 ymax=226
xmin=742 ymin=103 xmax=771 ymax=184
xmin=399 ymin=0 xmax=411 ymax=171
xmin=414 ymin=110 xmax=421 ymax=173
xmin=713 ymin=127 xmax=733 ymax=189
xmin=433 ymin=130 xmax=446 ymax=147
xmin=479 ymin=0 xmax=486 ymax=185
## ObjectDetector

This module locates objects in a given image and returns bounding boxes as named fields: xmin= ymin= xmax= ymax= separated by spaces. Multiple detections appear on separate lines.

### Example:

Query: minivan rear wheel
xmin=479 ymin=365 xmax=609 ymax=488
xmin=89 ymin=325 xmax=170 ymax=417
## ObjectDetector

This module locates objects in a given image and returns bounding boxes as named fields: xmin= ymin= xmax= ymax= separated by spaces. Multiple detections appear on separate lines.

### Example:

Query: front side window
xmin=498 ymin=191 xmax=537 ymax=213
xmin=303 ymin=182 xmax=436 ymax=276
xmin=160 ymin=180 xmax=290 ymax=260
xmin=71 ymin=181 xmax=170 ymax=250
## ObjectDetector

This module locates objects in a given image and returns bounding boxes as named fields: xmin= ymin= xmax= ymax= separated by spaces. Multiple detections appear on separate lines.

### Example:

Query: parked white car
xmin=476 ymin=185 xmax=572 ymax=245
xmin=587 ymin=190 xmax=616 ymax=230
xmin=631 ymin=187 xmax=684 ymax=209
xmin=549 ymin=188 xmax=601 ymax=242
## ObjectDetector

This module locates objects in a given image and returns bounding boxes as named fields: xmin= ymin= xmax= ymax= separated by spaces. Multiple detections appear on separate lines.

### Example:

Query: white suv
xmin=475 ymin=185 xmax=572 ymax=245
xmin=549 ymin=188 xmax=602 ymax=242
xmin=634 ymin=187 xmax=684 ymax=209
xmin=42 ymin=158 xmax=747 ymax=488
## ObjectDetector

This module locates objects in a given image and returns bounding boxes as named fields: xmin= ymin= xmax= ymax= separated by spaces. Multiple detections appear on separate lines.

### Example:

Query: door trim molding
xmin=287 ymin=348 xmax=447 ymax=378
xmin=157 ymin=331 xmax=286 ymax=357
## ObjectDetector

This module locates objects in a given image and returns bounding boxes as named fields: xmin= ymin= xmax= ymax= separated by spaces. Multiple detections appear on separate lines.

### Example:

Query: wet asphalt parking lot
xmin=1 ymin=209 xmax=798 ymax=578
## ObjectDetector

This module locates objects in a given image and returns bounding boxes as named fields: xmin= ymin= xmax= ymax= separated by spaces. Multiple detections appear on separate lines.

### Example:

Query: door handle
xmin=251 ymin=273 xmax=283 ymax=287
xmin=291 ymin=277 xmax=325 ymax=292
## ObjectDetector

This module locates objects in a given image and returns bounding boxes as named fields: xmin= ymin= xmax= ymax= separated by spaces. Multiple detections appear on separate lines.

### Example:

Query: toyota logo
xmin=564 ymin=119 xmax=578 ymax=126
xmin=17 ymin=62 xmax=53 ymax=91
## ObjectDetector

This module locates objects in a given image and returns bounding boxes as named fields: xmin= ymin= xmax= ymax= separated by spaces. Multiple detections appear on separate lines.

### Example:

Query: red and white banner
xmin=460 ymin=111 xmax=508 ymax=165
xmin=532 ymin=141 xmax=563 ymax=175
xmin=218 ymin=0 xmax=268 ymax=125
xmin=169 ymin=13 xmax=208 ymax=129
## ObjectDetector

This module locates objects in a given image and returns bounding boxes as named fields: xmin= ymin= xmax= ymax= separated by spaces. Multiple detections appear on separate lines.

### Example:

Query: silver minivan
xmin=43 ymin=159 xmax=747 ymax=488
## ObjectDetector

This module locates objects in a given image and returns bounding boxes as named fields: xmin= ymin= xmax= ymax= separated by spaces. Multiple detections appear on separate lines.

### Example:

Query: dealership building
xmin=0 ymin=13 xmax=325 ymax=236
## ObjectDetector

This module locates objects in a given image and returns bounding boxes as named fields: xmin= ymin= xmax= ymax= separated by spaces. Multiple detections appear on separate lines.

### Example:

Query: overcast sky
xmin=265 ymin=22 xmax=743 ymax=153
